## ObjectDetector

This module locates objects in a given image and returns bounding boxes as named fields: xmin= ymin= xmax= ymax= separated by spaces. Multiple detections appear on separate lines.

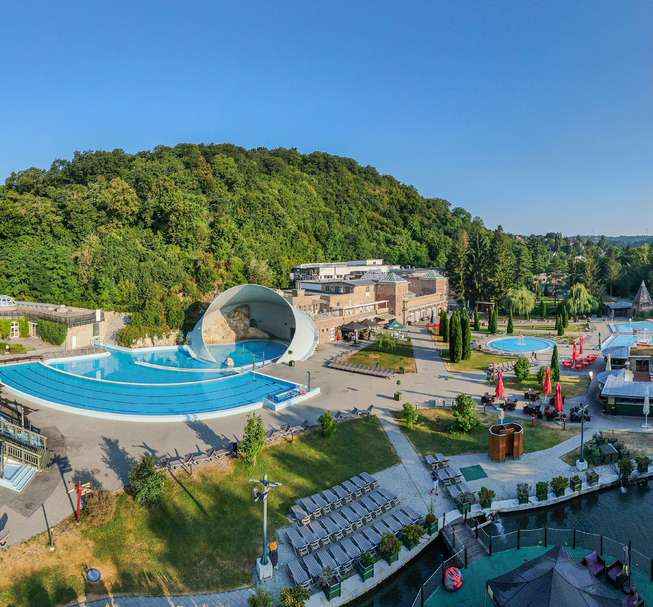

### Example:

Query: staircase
xmin=441 ymin=521 xmax=489 ymax=566
xmin=0 ymin=461 xmax=37 ymax=492
xmin=103 ymin=313 xmax=131 ymax=345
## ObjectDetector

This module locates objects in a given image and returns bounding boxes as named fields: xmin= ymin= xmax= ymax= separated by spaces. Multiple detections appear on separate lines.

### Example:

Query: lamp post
xmin=250 ymin=473 xmax=282 ymax=579
xmin=577 ymin=403 xmax=590 ymax=471
xmin=307 ymin=371 xmax=311 ymax=392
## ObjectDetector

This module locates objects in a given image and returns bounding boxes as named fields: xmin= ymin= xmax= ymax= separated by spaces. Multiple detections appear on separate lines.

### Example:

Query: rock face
xmin=134 ymin=330 xmax=184 ymax=348
xmin=204 ymin=304 xmax=269 ymax=344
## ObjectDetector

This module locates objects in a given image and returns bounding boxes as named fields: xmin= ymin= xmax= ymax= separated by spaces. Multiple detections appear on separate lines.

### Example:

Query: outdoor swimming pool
xmin=0 ymin=341 xmax=303 ymax=420
xmin=610 ymin=320 xmax=653 ymax=334
xmin=486 ymin=336 xmax=555 ymax=354
xmin=601 ymin=334 xmax=638 ymax=349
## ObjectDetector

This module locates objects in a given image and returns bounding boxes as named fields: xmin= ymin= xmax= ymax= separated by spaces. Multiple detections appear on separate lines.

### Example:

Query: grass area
xmin=0 ymin=416 xmax=399 ymax=607
xmin=502 ymin=374 xmax=591 ymax=399
xmin=393 ymin=408 xmax=579 ymax=458
xmin=429 ymin=332 xmax=517 ymax=373
xmin=562 ymin=430 xmax=653 ymax=466
xmin=345 ymin=340 xmax=417 ymax=372
xmin=0 ymin=342 xmax=36 ymax=354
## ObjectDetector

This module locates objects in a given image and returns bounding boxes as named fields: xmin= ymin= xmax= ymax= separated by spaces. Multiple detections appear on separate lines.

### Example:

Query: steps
xmin=442 ymin=521 xmax=489 ymax=565
xmin=0 ymin=462 xmax=36 ymax=492
xmin=103 ymin=313 xmax=131 ymax=345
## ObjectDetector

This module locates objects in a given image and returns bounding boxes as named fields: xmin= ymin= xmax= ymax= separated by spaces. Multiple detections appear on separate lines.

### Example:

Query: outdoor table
xmin=599 ymin=443 xmax=619 ymax=464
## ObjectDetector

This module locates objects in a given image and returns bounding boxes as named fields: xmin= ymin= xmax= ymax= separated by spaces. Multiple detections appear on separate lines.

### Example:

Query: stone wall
xmin=133 ymin=330 xmax=184 ymax=348
xmin=203 ymin=304 xmax=270 ymax=344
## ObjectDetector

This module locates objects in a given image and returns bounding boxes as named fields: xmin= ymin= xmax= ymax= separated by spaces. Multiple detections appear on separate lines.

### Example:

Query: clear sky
xmin=1 ymin=1 xmax=651 ymax=236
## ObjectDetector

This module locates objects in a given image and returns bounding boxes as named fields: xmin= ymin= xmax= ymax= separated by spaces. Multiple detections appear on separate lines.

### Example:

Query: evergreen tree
xmin=540 ymin=300 xmax=547 ymax=319
xmin=463 ymin=313 xmax=472 ymax=359
xmin=440 ymin=311 xmax=449 ymax=343
xmin=507 ymin=309 xmax=514 ymax=334
xmin=557 ymin=316 xmax=565 ymax=336
xmin=465 ymin=225 xmax=492 ymax=304
xmin=460 ymin=313 xmax=469 ymax=358
xmin=551 ymin=345 xmax=560 ymax=381
xmin=473 ymin=309 xmax=480 ymax=331
xmin=450 ymin=312 xmax=463 ymax=363
xmin=489 ymin=226 xmax=516 ymax=302
xmin=448 ymin=232 xmax=468 ymax=301
xmin=563 ymin=305 xmax=569 ymax=328
xmin=488 ymin=307 xmax=497 ymax=333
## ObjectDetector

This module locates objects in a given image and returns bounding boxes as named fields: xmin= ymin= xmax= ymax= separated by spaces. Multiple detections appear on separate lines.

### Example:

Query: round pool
xmin=487 ymin=336 xmax=555 ymax=353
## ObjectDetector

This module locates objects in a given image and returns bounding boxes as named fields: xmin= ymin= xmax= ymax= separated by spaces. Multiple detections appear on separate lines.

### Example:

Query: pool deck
xmin=425 ymin=545 xmax=653 ymax=607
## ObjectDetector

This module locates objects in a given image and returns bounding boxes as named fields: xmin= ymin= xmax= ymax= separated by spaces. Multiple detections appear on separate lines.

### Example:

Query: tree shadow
xmin=185 ymin=420 xmax=228 ymax=449
xmin=169 ymin=473 xmax=208 ymax=515
xmin=6 ymin=571 xmax=77 ymax=607
xmin=100 ymin=437 xmax=136 ymax=484
xmin=71 ymin=468 xmax=102 ymax=488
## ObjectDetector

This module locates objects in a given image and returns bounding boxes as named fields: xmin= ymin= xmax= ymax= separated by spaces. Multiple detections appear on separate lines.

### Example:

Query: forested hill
xmin=0 ymin=143 xmax=475 ymax=323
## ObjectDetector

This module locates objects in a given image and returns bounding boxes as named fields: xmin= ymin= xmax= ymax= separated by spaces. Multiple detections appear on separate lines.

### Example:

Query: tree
xmin=402 ymin=403 xmax=419 ymax=429
xmin=549 ymin=254 xmax=568 ymax=301
xmin=489 ymin=226 xmax=516 ymax=302
xmin=465 ymin=226 xmax=491 ymax=304
xmin=551 ymin=345 xmax=560 ymax=381
xmin=439 ymin=310 xmax=448 ymax=341
xmin=583 ymin=251 xmax=602 ymax=298
xmin=375 ymin=332 xmax=398 ymax=352
xmin=462 ymin=313 xmax=472 ymax=360
xmin=450 ymin=311 xmax=462 ymax=363
xmin=540 ymin=300 xmax=547 ymax=319
xmin=321 ymin=411 xmax=337 ymax=438
xmin=507 ymin=309 xmax=514 ymax=334
xmin=128 ymin=455 xmax=166 ymax=507
xmin=240 ymin=413 xmax=267 ymax=466
xmin=536 ymin=365 xmax=549 ymax=386
xmin=603 ymin=247 xmax=621 ymax=297
xmin=566 ymin=283 xmax=595 ymax=318
xmin=106 ymin=177 xmax=140 ymax=226
xmin=473 ymin=309 xmax=480 ymax=331
xmin=503 ymin=286 xmax=536 ymax=317
xmin=279 ymin=586 xmax=311 ymax=607
xmin=452 ymin=393 xmax=478 ymax=432
xmin=488 ymin=307 xmax=497 ymax=333
xmin=513 ymin=358 xmax=530 ymax=381
xmin=556 ymin=315 xmax=565 ymax=336
xmin=448 ymin=232 xmax=468 ymax=300
xmin=248 ymin=586 xmax=275 ymax=607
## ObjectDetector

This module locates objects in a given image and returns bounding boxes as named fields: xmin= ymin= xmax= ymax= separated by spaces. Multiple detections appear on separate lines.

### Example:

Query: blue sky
xmin=1 ymin=1 xmax=651 ymax=236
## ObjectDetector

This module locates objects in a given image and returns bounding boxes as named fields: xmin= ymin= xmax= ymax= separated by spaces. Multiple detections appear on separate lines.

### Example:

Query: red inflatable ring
xmin=300 ymin=389 xmax=307 ymax=396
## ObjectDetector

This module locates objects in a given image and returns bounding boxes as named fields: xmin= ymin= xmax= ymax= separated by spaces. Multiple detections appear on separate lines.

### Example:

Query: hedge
xmin=38 ymin=320 xmax=68 ymax=346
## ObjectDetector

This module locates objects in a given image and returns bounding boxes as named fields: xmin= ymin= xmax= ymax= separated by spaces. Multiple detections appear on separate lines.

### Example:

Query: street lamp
xmin=577 ymin=403 xmax=590 ymax=471
xmin=250 ymin=473 xmax=282 ymax=580
xmin=307 ymin=371 xmax=311 ymax=392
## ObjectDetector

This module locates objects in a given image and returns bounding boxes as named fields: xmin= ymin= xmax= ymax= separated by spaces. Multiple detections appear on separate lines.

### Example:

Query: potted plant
xmin=635 ymin=456 xmax=651 ymax=474
xmin=402 ymin=524 xmax=426 ymax=550
xmin=380 ymin=532 xmax=402 ymax=565
xmin=394 ymin=391 xmax=402 ymax=401
xmin=399 ymin=366 xmax=406 ymax=374
xmin=551 ymin=476 xmax=568 ymax=497
xmin=569 ymin=475 xmax=582 ymax=491
xmin=618 ymin=458 xmax=634 ymax=483
xmin=478 ymin=486 xmax=495 ymax=509
xmin=536 ymin=481 xmax=549 ymax=501
xmin=456 ymin=491 xmax=475 ymax=514
xmin=288 ymin=351 xmax=295 ymax=367
xmin=586 ymin=469 xmax=599 ymax=486
xmin=356 ymin=551 xmax=375 ymax=581
xmin=517 ymin=483 xmax=530 ymax=505
xmin=424 ymin=511 xmax=438 ymax=535
xmin=396 ymin=379 xmax=401 ymax=386
xmin=319 ymin=565 xmax=341 ymax=600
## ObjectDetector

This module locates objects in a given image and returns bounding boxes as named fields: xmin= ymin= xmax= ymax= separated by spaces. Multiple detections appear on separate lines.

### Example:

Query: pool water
xmin=206 ymin=340 xmax=287 ymax=367
xmin=611 ymin=321 xmax=653 ymax=334
xmin=487 ymin=337 xmax=555 ymax=353
xmin=602 ymin=335 xmax=637 ymax=349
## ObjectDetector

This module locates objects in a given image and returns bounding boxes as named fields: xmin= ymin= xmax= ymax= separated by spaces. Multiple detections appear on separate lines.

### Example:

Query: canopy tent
xmin=385 ymin=320 xmax=406 ymax=330
xmin=359 ymin=318 xmax=378 ymax=328
xmin=487 ymin=543 xmax=620 ymax=607
xmin=340 ymin=321 xmax=366 ymax=332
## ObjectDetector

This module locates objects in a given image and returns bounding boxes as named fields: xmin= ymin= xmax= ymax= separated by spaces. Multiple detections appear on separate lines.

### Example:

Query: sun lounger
xmin=287 ymin=560 xmax=311 ymax=589
xmin=351 ymin=532 xmax=374 ymax=554
xmin=424 ymin=454 xmax=438 ymax=469
xmin=191 ymin=448 xmax=215 ymax=466
xmin=331 ymin=485 xmax=349 ymax=502
xmin=329 ymin=543 xmax=352 ymax=571
xmin=359 ymin=471 xmax=379 ymax=489
xmin=298 ymin=496 xmax=320 ymax=516
xmin=307 ymin=521 xmax=329 ymax=543
xmin=316 ymin=550 xmax=340 ymax=576
xmin=342 ymin=479 xmax=359 ymax=499
xmin=390 ymin=510 xmax=412 ymax=527
xmin=349 ymin=475 xmax=367 ymax=492
xmin=435 ymin=453 xmax=450 ymax=467
xmin=297 ymin=526 xmax=318 ymax=552
xmin=361 ymin=527 xmax=382 ymax=547
xmin=376 ymin=488 xmax=399 ymax=508
xmin=372 ymin=519 xmax=394 ymax=537
xmin=291 ymin=504 xmax=311 ymax=525
xmin=339 ymin=506 xmax=359 ymax=525
xmin=321 ymin=489 xmax=340 ymax=508
xmin=380 ymin=515 xmax=403 ymax=535
xmin=349 ymin=501 xmax=367 ymax=521
xmin=0 ymin=530 xmax=10 ymax=549
xmin=302 ymin=554 xmax=322 ymax=582
xmin=400 ymin=506 xmax=422 ymax=524
xmin=367 ymin=490 xmax=388 ymax=510
xmin=320 ymin=516 xmax=339 ymax=540
xmin=286 ymin=528 xmax=309 ymax=556
xmin=330 ymin=512 xmax=350 ymax=537
xmin=341 ymin=537 xmax=363 ymax=561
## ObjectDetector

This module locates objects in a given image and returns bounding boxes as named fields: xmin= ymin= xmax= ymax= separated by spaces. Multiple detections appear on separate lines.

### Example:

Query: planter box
xmin=536 ymin=491 xmax=548 ymax=502
xmin=553 ymin=489 xmax=565 ymax=498
xmin=518 ymin=496 xmax=529 ymax=505
xmin=587 ymin=473 xmax=599 ymax=486
xmin=384 ymin=553 xmax=399 ymax=565
xmin=394 ymin=393 xmax=402 ymax=401
xmin=637 ymin=463 xmax=649 ymax=474
xmin=289 ymin=360 xmax=295 ymax=367
xmin=404 ymin=538 xmax=420 ymax=551
xmin=356 ymin=561 xmax=374 ymax=582
xmin=569 ymin=479 xmax=582 ymax=491
xmin=425 ymin=519 xmax=439 ymax=535
xmin=323 ymin=579 xmax=341 ymax=600
xmin=458 ymin=501 xmax=471 ymax=514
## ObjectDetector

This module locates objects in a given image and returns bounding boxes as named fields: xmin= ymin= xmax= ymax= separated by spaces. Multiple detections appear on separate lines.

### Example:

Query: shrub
xmin=360 ymin=551 xmax=374 ymax=567
xmin=402 ymin=403 xmax=419 ymax=429
xmin=375 ymin=333 xmax=397 ymax=352
xmin=117 ymin=325 xmax=149 ymax=347
xmin=129 ymin=455 xmax=166 ymax=507
xmin=399 ymin=366 xmax=406 ymax=374
xmin=83 ymin=487 xmax=117 ymax=526
xmin=320 ymin=411 xmax=337 ymax=438
xmin=536 ymin=481 xmax=549 ymax=496
xmin=507 ymin=309 xmax=514 ymax=334
xmin=379 ymin=533 xmax=401 ymax=558
xmin=403 ymin=524 xmax=426 ymax=545
xmin=241 ymin=413 xmax=267 ymax=465
xmin=319 ymin=565 xmax=337 ymax=586
xmin=517 ymin=483 xmax=530 ymax=500
xmin=513 ymin=358 xmax=530 ymax=381
xmin=551 ymin=345 xmax=560 ymax=381
xmin=478 ymin=486 xmax=495 ymax=509
xmin=38 ymin=320 xmax=68 ymax=346
xmin=18 ymin=316 xmax=30 ymax=338
xmin=425 ymin=512 xmax=437 ymax=525
xmin=162 ymin=294 xmax=185 ymax=330
xmin=551 ymin=476 xmax=568 ymax=495
xmin=536 ymin=366 xmax=549 ymax=385
xmin=452 ymin=393 xmax=478 ymax=433
xmin=618 ymin=458 xmax=634 ymax=479
xmin=396 ymin=379 xmax=401 ymax=385
xmin=279 ymin=586 xmax=310 ymax=607
xmin=394 ymin=391 xmax=402 ymax=401
xmin=248 ymin=586 xmax=274 ymax=607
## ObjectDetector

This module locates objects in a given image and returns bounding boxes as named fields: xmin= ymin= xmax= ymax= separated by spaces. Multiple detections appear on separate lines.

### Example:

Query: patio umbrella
xmin=572 ymin=340 xmax=578 ymax=361
xmin=622 ymin=542 xmax=631 ymax=577
xmin=495 ymin=371 xmax=505 ymax=400
xmin=580 ymin=335 xmax=584 ymax=355
xmin=554 ymin=383 xmax=564 ymax=413
xmin=543 ymin=367 xmax=552 ymax=405
xmin=643 ymin=387 xmax=650 ymax=429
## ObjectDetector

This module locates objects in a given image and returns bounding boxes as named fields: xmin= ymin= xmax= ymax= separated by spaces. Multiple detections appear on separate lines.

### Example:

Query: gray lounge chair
xmin=351 ymin=532 xmax=374 ymax=554
xmin=400 ymin=506 xmax=422 ymax=524
xmin=287 ymin=560 xmax=311 ymax=589
xmin=359 ymin=471 xmax=379 ymax=490
xmin=380 ymin=515 xmax=403 ymax=535
xmin=290 ymin=504 xmax=311 ymax=526
xmin=341 ymin=537 xmax=362 ymax=560
xmin=286 ymin=528 xmax=309 ymax=556
xmin=302 ymin=554 xmax=322 ymax=582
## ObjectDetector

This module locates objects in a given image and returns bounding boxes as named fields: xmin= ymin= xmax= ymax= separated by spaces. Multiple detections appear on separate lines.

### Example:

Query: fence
xmin=0 ymin=307 xmax=103 ymax=326
xmin=412 ymin=523 xmax=653 ymax=607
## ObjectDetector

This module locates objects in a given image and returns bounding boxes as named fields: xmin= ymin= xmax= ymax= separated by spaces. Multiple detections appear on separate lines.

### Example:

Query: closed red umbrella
xmin=580 ymin=335 xmax=584 ymax=355
xmin=495 ymin=371 xmax=505 ymax=400
xmin=554 ymin=383 xmax=564 ymax=413
xmin=543 ymin=367 xmax=552 ymax=397
xmin=572 ymin=341 xmax=578 ymax=361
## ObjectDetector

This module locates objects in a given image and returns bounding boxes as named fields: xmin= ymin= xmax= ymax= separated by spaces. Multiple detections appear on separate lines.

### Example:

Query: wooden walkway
xmin=441 ymin=521 xmax=489 ymax=566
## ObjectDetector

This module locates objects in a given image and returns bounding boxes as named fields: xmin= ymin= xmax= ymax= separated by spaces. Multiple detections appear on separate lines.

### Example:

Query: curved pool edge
xmin=486 ymin=337 xmax=555 ymax=354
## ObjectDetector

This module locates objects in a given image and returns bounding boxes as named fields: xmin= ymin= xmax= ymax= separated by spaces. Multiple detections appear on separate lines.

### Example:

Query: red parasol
xmin=572 ymin=341 xmax=578 ymax=360
xmin=580 ymin=335 xmax=584 ymax=355
xmin=495 ymin=371 xmax=505 ymax=399
xmin=554 ymin=383 xmax=564 ymax=413
xmin=543 ymin=366 xmax=552 ymax=396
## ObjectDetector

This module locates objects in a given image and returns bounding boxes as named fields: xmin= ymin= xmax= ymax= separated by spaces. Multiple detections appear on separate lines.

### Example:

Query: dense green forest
xmin=1 ymin=143 xmax=652 ymax=335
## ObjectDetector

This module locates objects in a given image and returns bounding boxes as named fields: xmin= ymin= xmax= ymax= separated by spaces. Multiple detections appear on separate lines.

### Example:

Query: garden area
xmin=345 ymin=336 xmax=417 ymax=373
xmin=562 ymin=430 xmax=653 ymax=467
xmin=0 ymin=416 xmax=399 ymax=607
xmin=393 ymin=408 xmax=579 ymax=458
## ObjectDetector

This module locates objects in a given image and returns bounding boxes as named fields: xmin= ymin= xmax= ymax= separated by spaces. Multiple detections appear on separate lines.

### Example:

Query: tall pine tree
xmin=551 ymin=345 xmax=560 ymax=381
xmin=450 ymin=311 xmax=463 ymax=363
xmin=462 ymin=313 xmax=472 ymax=359
xmin=507 ymin=309 xmax=514 ymax=334
xmin=473 ymin=309 xmax=480 ymax=331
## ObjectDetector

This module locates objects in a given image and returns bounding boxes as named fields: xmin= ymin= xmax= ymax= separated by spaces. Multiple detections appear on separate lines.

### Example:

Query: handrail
xmin=0 ymin=418 xmax=46 ymax=449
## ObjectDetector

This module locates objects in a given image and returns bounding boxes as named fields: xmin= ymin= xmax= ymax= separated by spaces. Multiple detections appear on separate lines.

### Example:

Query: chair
xmin=291 ymin=505 xmax=311 ymax=526
xmin=424 ymin=454 xmax=438 ymax=469
xmin=287 ymin=560 xmax=311 ymax=590
xmin=606 ymin=560 xmax=629 ymax=589
xmin=581 ymin=551 xmax=606 ymax=577
xmin=359 ymin=471 xmax=379 ymax=489
xmin=623 ymin=591 xmax=644 ymax=607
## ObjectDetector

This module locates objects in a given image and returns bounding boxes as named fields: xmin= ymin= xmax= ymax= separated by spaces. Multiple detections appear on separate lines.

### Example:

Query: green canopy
xmin=385 ymin=320 xmax=406 ymax=330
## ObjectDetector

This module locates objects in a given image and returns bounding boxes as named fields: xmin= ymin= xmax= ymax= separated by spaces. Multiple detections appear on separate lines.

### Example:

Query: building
xmin=290 ymin=259 xmax=399 ymax=283
xmin=282 ymin=260 xmax=449 ymax=344
xmin=631 ymin=281 xmax=653 ymax=318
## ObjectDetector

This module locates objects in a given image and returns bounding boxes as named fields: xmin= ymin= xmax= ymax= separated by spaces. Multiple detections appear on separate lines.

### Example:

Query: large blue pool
xmin=0 ymin=341 xmax=301 ymax=420
xmin=487 ymin=336 xmax=555 ymax=353
xmin=610 ymin=320 xmax=653 ymax=334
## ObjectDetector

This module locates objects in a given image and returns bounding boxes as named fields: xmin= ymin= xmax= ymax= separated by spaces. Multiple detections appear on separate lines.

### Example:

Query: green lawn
xmin=394 ymin=408 xmax=579 ymax=458
xmin=0 ymin=416 xmax=399 ymax=607
xmin=345 ymin=340 xmax=417 ymax=372
xmin=501 ymin=373 xmax=590 ymax=399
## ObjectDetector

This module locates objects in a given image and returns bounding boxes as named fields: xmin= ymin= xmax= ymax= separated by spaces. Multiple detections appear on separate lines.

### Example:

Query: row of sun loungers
xmin=327 ymin=355 xmax=395 ymax=378
xmin=156 ymin=447 xmax=231 ymax=472
xmin=432 ymin=398 xmax=455 ymax=408
xmin=424 ymin=453 xmax=450 ymax=470
xmin=291 ymin=473 xmax=380 ymax=525
xmin=286 ymin=506 xmax=422 ymax=589
xmin=286 ymin=488 xmax=401 ymax=556
xmin=486 ymin=357 xmax=539 ymax=374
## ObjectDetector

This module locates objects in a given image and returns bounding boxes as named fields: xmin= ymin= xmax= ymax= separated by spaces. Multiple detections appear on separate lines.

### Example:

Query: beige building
xmin=282 ymin=264 xmax=449 ymax=344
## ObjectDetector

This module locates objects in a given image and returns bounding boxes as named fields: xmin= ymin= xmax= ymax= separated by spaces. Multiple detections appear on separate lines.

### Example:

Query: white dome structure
xmin=0 ymin=295 xmax=17 ymax=308
xmin=187 ymin=284 xmax=318 ymax=365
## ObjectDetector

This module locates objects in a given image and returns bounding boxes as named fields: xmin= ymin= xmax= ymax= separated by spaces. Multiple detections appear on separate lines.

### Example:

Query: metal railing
xmin=0 ymin=307 xmax=103 ymax=326
xmin=0 ymin=417 xmax=46 ymax=449
xmin=2 ymin=439 xmax=50 ymax=471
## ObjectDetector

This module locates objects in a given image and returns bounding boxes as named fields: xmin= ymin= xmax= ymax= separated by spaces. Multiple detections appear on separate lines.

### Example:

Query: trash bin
xmin=611 ymin=406 xmax=617 ymax=416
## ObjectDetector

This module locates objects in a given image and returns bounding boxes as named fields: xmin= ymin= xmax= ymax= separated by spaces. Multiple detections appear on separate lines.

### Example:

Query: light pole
xmin=577 ymin=403 xmax=589 ymax=470
xmin=250 ymin=473 xmax=282 ymax=579
xmin=307 ymin=371 xmax=311 ymax=392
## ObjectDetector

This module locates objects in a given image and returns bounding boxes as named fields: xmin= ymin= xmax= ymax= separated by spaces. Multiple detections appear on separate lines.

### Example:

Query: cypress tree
xmin=489 ymin=307 xmax=497 ymax=334
xmin=473 ymin=309 xmax=480 ymax=331
xmin=551 ymin=345 xmax=560 ymax=381
xmin=563 ymin=306 xmax=569 ymax=328
xmin=556 ymin=315 xmax=565 ymax=336
xmin=507 ymin=309 xmax=514 ymax=334
xmin=463 ymin=314 xmax=472 ymax=360
xmin=461 ymin=313 xmax=469 ymax=359
xmin=541 ymin=300 xmax=547 ymax=319
xmin=441 ymin=312 xmax=449 ymax=343
xmin=450 ymin=312 xmax=463 ymax=363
